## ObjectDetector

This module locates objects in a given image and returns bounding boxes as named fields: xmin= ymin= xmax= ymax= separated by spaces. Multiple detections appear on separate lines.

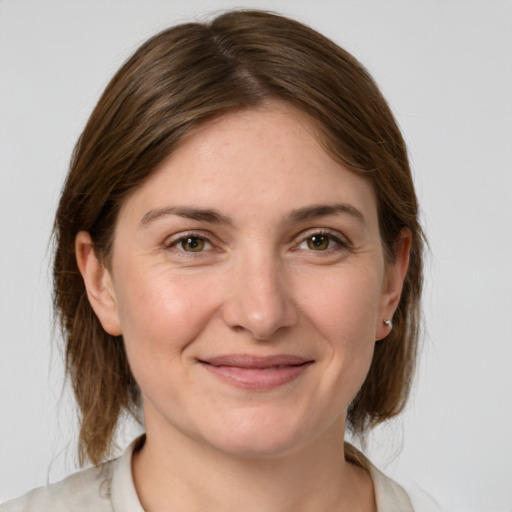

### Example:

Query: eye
xmin=306 ymin=234 xmax=331 ymax=250
xmin=297 ymin=232 xmax=347 ymax=252
xmin=168 ymin=235 xmax=213 ymax=253
xmin=181 ymin=236 xmax=207 ymax=252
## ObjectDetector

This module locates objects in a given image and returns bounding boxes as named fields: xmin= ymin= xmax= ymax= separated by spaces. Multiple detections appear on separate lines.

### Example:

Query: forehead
xmin=118 ymin=102 xmax=379 ymax=227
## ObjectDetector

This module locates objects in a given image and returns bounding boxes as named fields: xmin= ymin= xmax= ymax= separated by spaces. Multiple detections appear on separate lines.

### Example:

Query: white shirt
xmin=1 ymin=437 xmax=437 ymax=512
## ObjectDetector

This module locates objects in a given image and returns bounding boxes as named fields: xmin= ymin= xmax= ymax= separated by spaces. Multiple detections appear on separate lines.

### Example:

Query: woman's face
xmin=79 ymin=102 xmax=407 ymax=458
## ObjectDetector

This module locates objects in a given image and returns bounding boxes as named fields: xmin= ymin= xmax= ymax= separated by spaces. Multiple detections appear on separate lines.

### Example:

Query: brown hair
xmin=53 ymin=9 xmax=424 ymax=466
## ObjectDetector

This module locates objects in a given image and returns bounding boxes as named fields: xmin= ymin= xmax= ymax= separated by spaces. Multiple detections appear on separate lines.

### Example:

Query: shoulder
xmin=1 ymin=461 xmax=114 ymax=512
xmin=345 ymin=442 xmax=441 ymax=512
xmin=1 ymin=436 xmax=145 ymax=512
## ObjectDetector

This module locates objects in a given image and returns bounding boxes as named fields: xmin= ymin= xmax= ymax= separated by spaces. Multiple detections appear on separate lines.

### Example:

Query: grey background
xmin=1 ymin=1 xmax=511 ymax=510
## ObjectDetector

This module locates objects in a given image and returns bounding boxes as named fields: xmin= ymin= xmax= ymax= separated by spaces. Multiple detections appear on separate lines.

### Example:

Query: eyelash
xmin=164 ymin=232 xmax=215 ymax=254
xmin=164 ymin=229 xmax=350 ymax=255
xmin=294 ymin=230 xmax=350 ymax=253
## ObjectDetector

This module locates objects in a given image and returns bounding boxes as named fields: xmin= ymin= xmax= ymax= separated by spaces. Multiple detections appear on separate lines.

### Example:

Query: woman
xmin=3 ymin=9 xmax=425 ymax=512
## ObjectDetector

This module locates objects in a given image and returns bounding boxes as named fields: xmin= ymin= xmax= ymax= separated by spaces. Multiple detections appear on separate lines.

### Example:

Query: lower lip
xmin=200 ymin=362 xmax=312 ymax=390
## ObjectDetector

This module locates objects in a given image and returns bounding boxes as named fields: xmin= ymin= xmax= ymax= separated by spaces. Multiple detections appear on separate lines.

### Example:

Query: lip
xmin=197 ymin=354 xmax=314 ymax=390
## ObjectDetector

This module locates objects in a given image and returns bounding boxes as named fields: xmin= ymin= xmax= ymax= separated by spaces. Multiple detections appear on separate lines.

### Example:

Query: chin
xmin=197 ymin=408 xmax=327 ymax=460
xmin=211 ymin=433 xmax=305 ymax=460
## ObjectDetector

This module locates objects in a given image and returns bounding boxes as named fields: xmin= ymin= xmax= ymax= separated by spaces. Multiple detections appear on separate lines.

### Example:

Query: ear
xmin=375 ymin=229 xmax=412 ymax=341
xmin=75 ymin=231 xmax=122 ymax=336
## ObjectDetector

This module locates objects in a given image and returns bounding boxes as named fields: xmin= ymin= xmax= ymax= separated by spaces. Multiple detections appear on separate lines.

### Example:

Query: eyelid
xmin=162 ymin=228 xmax=351 ymax=254
xmin=294 ymin=228 xmax=351 ymax=248
xmin=163 ymin=230 xmax=215 ymax=250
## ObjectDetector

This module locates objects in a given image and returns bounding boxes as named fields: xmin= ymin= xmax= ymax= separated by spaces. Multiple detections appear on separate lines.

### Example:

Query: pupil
xmin=184 ymin=237 xmax=204 ymax=251
xmin=308 ymin=235 xmax=328 ymax=250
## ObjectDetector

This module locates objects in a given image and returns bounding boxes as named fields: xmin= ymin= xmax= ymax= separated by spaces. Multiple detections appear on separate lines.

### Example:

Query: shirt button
xmin=99 ymin=478 xmax=112 ymax=499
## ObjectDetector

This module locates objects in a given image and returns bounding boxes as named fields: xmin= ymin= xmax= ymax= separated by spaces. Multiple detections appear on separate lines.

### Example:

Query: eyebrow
xmin=140 ymin=206 xmax=232 ymax=227
xmin=139 ymin=202 xmax=365 ymax=228
xmin=286 ymin=203 xmax=366 ymax=224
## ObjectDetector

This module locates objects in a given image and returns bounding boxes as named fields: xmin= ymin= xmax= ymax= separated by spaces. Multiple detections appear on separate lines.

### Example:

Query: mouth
xmin=197 ymin=354 xmax=314 ymax=390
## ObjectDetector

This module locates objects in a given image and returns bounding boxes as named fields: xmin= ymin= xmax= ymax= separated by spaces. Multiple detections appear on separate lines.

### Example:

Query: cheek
xmin=297 ymin=266 xmax=383 ymax=345
xmin=295 ymin=267 xmax=382 ymax=399
xmin=112 ymin=266 xmax=220 ymax=371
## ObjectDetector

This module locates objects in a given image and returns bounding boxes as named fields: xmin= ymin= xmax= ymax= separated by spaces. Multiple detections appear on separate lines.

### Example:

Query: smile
xmin=197 ymin=354 xmax=314 ymax=391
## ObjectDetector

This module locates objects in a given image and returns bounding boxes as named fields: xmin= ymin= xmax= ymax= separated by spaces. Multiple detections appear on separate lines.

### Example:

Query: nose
xmin=221 ymin=253 xmax=298 ymax=340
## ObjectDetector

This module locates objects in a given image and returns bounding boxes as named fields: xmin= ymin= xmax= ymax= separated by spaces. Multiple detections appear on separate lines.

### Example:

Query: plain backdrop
xmin=1 ymin=1 xmax=511 ymax=510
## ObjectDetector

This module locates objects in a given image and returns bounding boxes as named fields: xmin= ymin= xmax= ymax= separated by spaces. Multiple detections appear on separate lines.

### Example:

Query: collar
xmin=109 ymin=436 xmax=413 ymax=512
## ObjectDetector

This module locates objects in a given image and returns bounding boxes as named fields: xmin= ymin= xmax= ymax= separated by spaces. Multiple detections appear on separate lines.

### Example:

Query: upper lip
xmin=198 ymin=354 xmax=313 ymax=368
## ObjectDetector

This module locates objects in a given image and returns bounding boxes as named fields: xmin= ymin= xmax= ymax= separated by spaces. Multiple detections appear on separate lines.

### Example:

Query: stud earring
xmin=384 ymin=318 xmax=393 ymax=330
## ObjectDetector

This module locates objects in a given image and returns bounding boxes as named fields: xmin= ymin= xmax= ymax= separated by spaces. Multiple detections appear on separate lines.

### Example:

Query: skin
xmin=76 ymin=101 xmax=410 ymax=512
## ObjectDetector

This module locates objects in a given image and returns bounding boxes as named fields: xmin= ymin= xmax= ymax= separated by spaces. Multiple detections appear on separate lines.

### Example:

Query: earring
xmin=384 ymin=318 xmax=393 ymax=330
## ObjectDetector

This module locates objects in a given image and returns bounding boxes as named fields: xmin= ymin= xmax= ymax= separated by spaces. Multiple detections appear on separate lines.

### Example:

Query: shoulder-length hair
xmin=53 ymin=9 xmax=424 ymax=466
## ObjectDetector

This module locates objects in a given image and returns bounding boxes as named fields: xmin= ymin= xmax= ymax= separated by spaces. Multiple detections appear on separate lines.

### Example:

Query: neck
xmin=132 ymin=417 xmax=375 ymax=512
